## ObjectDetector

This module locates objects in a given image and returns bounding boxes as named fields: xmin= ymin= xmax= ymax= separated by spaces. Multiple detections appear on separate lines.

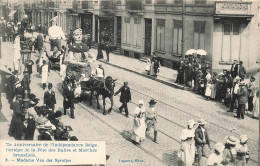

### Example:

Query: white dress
xmin=252 ymin=94 xmax=259 ymax=118
xmin=13 ymin=36 xmax=21 ymax=72
xmin=205 ymin=83 xmax=212 ymax=97
xmin=132 ymin=106 xmax=146 ymax=143
xmin=41 ymin=64 xmax=48 ymax=84
xmin=180 ymin=128 xmax=196 ymax=166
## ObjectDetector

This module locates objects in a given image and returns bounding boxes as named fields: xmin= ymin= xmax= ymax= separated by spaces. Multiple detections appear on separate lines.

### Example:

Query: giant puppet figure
xmin=66 ymin=28 xmax=96 ymax=81
xmin=48 ymin=16 xmax=66 ymax=57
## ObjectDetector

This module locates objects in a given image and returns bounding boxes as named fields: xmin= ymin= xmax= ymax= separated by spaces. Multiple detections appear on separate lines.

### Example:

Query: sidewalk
xmin=88 ymin=49 xmax=184 ymax=89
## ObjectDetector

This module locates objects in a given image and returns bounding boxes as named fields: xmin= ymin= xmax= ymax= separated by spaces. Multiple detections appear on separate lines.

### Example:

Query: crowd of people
xmin=175 ymin=56 xmax=259 ymax=120
xmin=179 ymin=119 xmax=250 ymax=166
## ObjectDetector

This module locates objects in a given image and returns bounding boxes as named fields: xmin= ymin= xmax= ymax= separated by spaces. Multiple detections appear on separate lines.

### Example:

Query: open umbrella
xmin=197 ymin=49 xmax=207 ymax=56
xmin=185 ymin=49 xmax=197 ymax=55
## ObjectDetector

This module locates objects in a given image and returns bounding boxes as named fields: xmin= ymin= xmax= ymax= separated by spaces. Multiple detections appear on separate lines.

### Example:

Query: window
xmin=145 ymin=0 xmax=151 ymax=4
xmin=133 ymin=18 xmax=141 ymax=47
xmin=175 ymin=0 xmax=183 ymax=5
xmin=194 ymin=0 xmax=206 ymax=4
xmin=157 ymin=0 xmax=166 ymax=4
xmin=123 ymin=17 xmax=131 ymax=45
xmin=221 ymin=23 xmax=241 ymax=62
xmin=156 ymin=19 xmax=165 ymax=51
xmin=193 ymin=21 xmax=205 ymax=49
xmin=173 ymin=20 xmax=182 ymax=55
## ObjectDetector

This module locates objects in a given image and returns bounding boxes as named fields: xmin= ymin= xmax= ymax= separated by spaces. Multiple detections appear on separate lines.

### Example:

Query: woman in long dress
xmin=180 ymin=119 xmax=197 ymax=166
xmin=132 ymin=100 xmax=146 ymax=144
xmin=252 ymin=90 xmax=259 ymax=118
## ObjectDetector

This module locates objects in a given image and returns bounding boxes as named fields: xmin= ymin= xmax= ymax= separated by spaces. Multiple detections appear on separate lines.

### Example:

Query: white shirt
xmin=207 ymin=153 xmax=223 ymax=166
xmin=48 ymin=25 xmax=66 ymax=40
xmin=233 ymin=83 xmax=239 ymax=94
xmin=96 ymin=67 xmax=104 ymax=78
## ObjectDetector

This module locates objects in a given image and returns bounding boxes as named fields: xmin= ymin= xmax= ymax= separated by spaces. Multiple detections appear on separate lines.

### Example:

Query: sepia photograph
xmin=0 ymin=0 xmax=259 ymax=165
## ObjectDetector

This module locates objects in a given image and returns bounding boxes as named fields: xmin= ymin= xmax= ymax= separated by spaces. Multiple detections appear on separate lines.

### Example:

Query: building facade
xmin=26 ymin=0 xmax=260 ymax=73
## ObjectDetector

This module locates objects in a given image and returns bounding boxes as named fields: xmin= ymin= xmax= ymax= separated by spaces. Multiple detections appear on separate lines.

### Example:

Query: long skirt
xmin=253 ymin=96 xmax=259 ymax=118
xmin=41 ymin=70 xmax=48 ymax=84
xmin=132 ymin=117 xmax=146 ymax=143
xmin=182 ymin=141 xmax=195 ymax=166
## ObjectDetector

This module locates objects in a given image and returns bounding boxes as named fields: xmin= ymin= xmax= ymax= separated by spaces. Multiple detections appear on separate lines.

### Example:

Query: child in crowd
xmin=205 ymin=79 xmax=212 ymax=100
xmin=224 ymin=88 xmax=231 ymax=107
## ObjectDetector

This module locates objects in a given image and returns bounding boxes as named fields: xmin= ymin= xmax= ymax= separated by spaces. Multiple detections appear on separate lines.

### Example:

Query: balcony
xmin=82 ymin=1 xmax=93 ymax=10
xmin=125 ymin=0 xmax=143 ymax=12
xmin=214 ymin=1 xmax=254 ymax=20
xmin=100 ymin=0 xmax=116 ymax=16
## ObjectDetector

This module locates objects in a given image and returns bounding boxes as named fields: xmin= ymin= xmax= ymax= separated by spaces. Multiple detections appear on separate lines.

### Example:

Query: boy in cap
xmin=44 ymin=83 xmax=56 ymax=112
xmin=194 ymin=119 xmax=211 ymax=165
xmin=146 ymin=99 xmax=159 ymax=143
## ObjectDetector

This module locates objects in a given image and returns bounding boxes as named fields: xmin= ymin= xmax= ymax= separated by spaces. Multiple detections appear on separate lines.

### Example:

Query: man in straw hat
xmin=206 ymin=142 xmax=225 ymax=166
xmin=146 ymin=99 xmax=159 ymax=143
xmin=194 ymin=118 xmax=211 ymax=165
xmin=38 ymin=121 xmax=56 ymax=140
xmin=48 ymin=16 xmax=66 ymax=57
xmin=222 ymin=135 xmax=239 ymax=165
xmin=236 ymin=81 xmax=248 ymax=119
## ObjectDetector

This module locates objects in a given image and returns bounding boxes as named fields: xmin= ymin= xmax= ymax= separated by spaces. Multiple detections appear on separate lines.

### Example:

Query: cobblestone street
xmin=0 ymin=41 xmax=259 ymax=166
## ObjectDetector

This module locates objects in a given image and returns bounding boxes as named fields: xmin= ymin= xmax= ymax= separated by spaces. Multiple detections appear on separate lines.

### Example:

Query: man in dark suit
xmin=8 ymin=94 xmax=25 ymax=140
xmin=195 ymin=119 xmax=211 ymax=165
xmin=44 ymin=83 xmax=56 ymax=112
xmin=238 ymin=61 xmax=246 ymax=81
xmin=63 ymin=80 xmax=75 ymax=119
xmin=230 ymin=60 xmax=239 ymax=80
xmin=114 ymin=82 xmax=131 ymax=118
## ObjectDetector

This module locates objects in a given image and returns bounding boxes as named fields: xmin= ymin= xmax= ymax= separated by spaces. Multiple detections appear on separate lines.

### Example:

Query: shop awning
xmin=8 ymin=10 xmax=16 ymax=17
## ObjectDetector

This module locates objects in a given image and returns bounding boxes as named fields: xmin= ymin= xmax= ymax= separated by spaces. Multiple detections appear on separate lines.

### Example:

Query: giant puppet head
xmin=73 ymin=28 xmax=82 ymax=43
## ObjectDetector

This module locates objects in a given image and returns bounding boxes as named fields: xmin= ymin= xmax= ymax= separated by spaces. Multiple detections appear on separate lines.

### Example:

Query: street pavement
xmin=0 ymin=41 xmax=259 ymax=166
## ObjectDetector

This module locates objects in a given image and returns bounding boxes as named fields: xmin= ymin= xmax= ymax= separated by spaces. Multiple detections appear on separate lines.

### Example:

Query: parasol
xmin=197 ymin=49 xmax=207 ymax=56
xmin=185 ymin=49 xmax=197 ymax=55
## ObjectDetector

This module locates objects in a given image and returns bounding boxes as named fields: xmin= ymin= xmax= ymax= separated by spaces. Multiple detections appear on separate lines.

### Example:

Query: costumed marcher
xmin=48 ymin=16 xmax=66 ymax=57
xmin=179 ymin=119 xmax=197 ymax=166
xmin=252 ymin=90 xmax=259 ymax=119
xmin=63 ymin=78 xmax=75 ymax=119
xmin=195 ymin=119 xmax=211 ymax=165
xmin=66 ymin=28 xmax=95 ymax=81
xmin=235 ymin=135 xmax=250 ymax=166
xmin=206 ymin=142 xmax=225 ymax=166
xmin=8 ymin=94 xmax=25 ymax=140
xmin=230 ymin=60 xmax=239 ymax=80
xmin=96 ymin=64 xmax=105 ymax=79
xmin=41 ymin=60 xmax=49 ymax=89
xmin=44 ymin=83 xmax=56 ymax=112
xmin=247 ymin=76 xmax=256 ymax=112
xmin=146 ymin=99 xmax=159 ymax=144
xmin=236 ymin=81 xmax=248 ymax=119
xmin=13 ymin=33 xmax=21 ymax=74
xmin=238 ymin=61 xmax=246 ymax=81
xmin=222 ymin=135 xmax=239 ymax=165
xmin=132 ymin=100 xmax=146 ymax=144
xmin=114 ymin=82 xmax=131 ymax=117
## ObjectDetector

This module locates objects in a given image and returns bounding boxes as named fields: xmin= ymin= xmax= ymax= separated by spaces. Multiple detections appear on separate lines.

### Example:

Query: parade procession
xmin=0 ymin=0 xmax=259 ymax=166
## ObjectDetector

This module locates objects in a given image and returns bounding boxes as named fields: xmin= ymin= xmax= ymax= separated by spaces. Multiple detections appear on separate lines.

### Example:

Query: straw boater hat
xmin=226 ymin=135 xmax=239 ymax=145
xmin=214 ymin=142 xmax=225 ymax=152
xmin=44 ymin=121 xmax=56 ymax=130
xmin=148 ymin=99 xmax=157 ymax=105
xmin=240 ymin=135 xmax=248 ymax=144
xmin=239 ymin=81 xmax=246 ymax=86
xmin=50 ymin=16 xmax=58 ymax=22
xmin=197 ymin=119 xmax=207 ymax=125
xmin=234 ymin=76 xmax=240 ymax=81
xmin=36 ymin=124 xmax=45 ymax=129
